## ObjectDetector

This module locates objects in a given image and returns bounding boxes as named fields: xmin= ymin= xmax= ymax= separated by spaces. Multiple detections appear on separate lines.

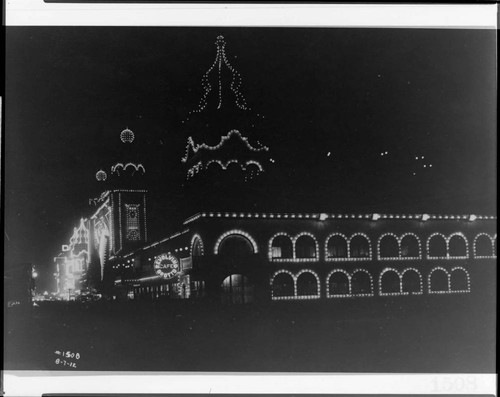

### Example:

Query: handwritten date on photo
xmin=54 ymin=350 xmax=80 ymax=368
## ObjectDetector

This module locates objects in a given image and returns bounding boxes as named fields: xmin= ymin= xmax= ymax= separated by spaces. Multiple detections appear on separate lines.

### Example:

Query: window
xmin=450 ymin=268 xmax=469 ymax=291
xmin=351 ymin=271 xmax=372 ymax=294
xmin=428 ymin=235 xmax=446 ymax=257
xmin=272 ymin=272 xmax=295 ymax=297
xmin=474 ymin=234 xmax=494 ymax=257
xmin=296 ymin=272 xmax=318 ymax=296
xmin=401 ymin=234 xmax=420 ymax=258
xmin=380 ymin=270 xmax=400 ymax=294
xmin=448 ymin=234 xmax=467 ymax=257
xmin=429 ymin=268 xmax=449 ymax=292
xmin=379 ymin=235 xmax=399 ymax=258
xmin=350 ymin=235 xmax=370 ymax=258
xmin=328 ymin=271 xmax=350 ymax=295
xmin=401 ymin=269 xmax=422 ymax=294
xmin=326 ymin=235 xmax=348 ymax=258
xmin=295 ymin=235 xmax=317 ymax=259
xmin=271 ymin=235 xmax=293 ymax=259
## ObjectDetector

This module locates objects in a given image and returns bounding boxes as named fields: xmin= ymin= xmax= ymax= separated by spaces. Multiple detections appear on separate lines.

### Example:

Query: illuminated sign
xmin=153 ymin=253 xmax=179 ymax=280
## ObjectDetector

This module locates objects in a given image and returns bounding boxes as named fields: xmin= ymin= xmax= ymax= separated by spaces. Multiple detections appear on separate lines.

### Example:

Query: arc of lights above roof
xmin=181 ymin=129 xmax=269 ymax=163
xmin=110 ymin=162 xmax=146 ymax=175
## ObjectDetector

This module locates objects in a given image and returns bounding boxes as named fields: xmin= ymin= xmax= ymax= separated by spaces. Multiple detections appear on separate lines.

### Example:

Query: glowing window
xmin=271 ymin=235 xmax=293 ymax=259
xmin=350 ymin=235 xmax=370 ymax=258
xmin=295 ymin=235 xmax=317 ymax=259
xmin=326 ymin=235 xmax=348 ymax=258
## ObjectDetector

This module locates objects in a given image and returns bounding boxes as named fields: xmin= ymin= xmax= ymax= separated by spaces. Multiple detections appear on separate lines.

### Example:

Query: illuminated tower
xmin=88 ymin=128 xmax=148 ymax=291
xmin=180 ymin=35 xmax=272 ymax=212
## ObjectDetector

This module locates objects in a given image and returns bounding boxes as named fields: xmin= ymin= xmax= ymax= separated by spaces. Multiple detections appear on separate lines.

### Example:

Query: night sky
xmin=5 ymin=27 xmax=496 ymax=291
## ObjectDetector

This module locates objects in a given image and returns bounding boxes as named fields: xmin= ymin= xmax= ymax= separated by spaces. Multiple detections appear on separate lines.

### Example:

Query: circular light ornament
xmin=120 ymin=128 xmax=135 ymax=143
xmin=96 ymin=170 xmax=107 ymax=181
xmin=153 ymin=253 xmax=180 ymax=280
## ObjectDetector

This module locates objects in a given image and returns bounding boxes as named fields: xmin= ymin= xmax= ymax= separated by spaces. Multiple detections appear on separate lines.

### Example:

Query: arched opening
xmin=296 ymin=272 xmax=319 ymax=296
xmin=428 ymin=235 xmax=447 ymax=257
xmin=429 ymin=268 xmax=449 ymax=292
xmin=192 ymin=236 xmax=204 ymax=256
xmin=218 ymin=235 xmax=254 ymax=256
xmin=221 ymin=274 xmax=254 ymax=304
xmin=350 ymin=235 xmax=370 ymax=258
xmin=328 ymin=271 xmax=350 ymax=296
xmin=379 ymin=235 xmax=399 ymax=258
xmin=295 ymin=235 xmax=317 ymax=259
xmin=326 ymin=235 xmax=348 ymax=259
xmin=450 ymin=268 xmax=469 ymax=291
xmin=448 ymin=235 xmax=467 ymax=257
xmin=271 ymin=272 xmax=295 ymax=298
xmin=400 ymin=235 xmax=420 ymax=258
xmin=474 ymin=234 xmax=493 ymax=257
xmin=401 ymin=269 xmax=422 ymax=294
xmin=270 ymin=235 xmax=293 ymax=259
xmin=380 ymin=270 xmax=400 ymax=294
xmin=351 ymin=271 xmax=372 ymax=295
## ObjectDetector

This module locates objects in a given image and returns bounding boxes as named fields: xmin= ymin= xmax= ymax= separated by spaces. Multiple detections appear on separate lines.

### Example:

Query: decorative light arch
xmin=350 ymin=268 xmax=374 ymax=297
xmin=190 ymin=234 xmax=205 ymax=256
xmin=268 ymin=232 xmax=319 ymax=262
xmin=348 ymin=233 xmax=373 ymax=261
xmin=400 ymin=267 xmax=423 ymax=295
xmin=376 ymin=233 xmax=423 ymax=261
xmin=449 ymin=266 xmax=471 ymax=293
xmin=426 ymin=232 xmax=469 ymax=260
xmin=378 ymin=267 xmax=403 ymax=296
xmin=214 ymin=229 xmax=259 ymax=254
xmin=324 ymin=233 xmax=349 ymax=262
xmin=473 ymin=233 xmax=496 ymax=259
xmin=270 ymin=269 xmax=321 ymax=300
xmin=427 ymin=267 xmax=451 ymax=294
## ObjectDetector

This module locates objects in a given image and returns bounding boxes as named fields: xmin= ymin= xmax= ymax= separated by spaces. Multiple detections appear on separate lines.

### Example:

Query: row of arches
xmin=270 ymin=267 xmax=471 ymax=300
xmin=190 ymin=231 xmax=497 ymax=261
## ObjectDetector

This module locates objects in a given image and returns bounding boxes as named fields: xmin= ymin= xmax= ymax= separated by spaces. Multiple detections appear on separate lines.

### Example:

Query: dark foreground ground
xmin=4 ymin=291 xmax=496 ymax=372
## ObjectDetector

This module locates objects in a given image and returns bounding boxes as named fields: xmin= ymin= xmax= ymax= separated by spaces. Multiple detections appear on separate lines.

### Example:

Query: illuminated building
xmin=54 ymin=35 xmax=496 ymax=303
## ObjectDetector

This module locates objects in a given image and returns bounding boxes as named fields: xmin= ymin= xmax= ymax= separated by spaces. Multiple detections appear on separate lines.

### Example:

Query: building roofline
xmin=183 ymin=211 xmax=497 ymax=225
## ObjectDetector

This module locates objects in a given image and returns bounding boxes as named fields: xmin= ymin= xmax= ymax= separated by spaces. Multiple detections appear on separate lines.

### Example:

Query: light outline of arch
xmin=190 ymin=234 xmax=205 ymax=257
xmin=447 ymin=232 xmax=469 ymax=259
xmin=325 ymin=233 xmax=372 ymax=262
xmin=376 ymin=233 xmax=400 ymax=260
xmin=449 ymin=266 xmax=471 ymax=293
xmin=377 ymin=232 xmax=423 ymax=261
xmin=426 ymin=232 xmax=469 ymax=260
xmin=400 ymin=267 xmax=423 ymax=295
xmin=295 ymin=269 xmax=321 ymax=299
xmin=268 ymin=233 xmax=294 ymax=261
xmin=348 ymin=232 xmax=373 ymax=261
xmin=324 ymin=233 xmax=349 ymax=262
xmin=427 ymin=266 xmax=451 ymax=294
xmin=270 ymin=269 xmax=321 ymax=300
xmin=350 ymin=268 xmax=375 ymax=297
xmin=110 ymin=162 xmax=146 ymax=175
xmin=473 ymin=233 xmax=496 ymax=259
xmin=293 ymin=232 xmax=320 ymax=262
xmin=268 ymin=232 xmax=319 ymax=262
xmin=214 ymin=229 xmax=259 ymax=255
xmin=326 ymin=269 xmax=351 ymax=298
xmin=378 ymin=267 xmax=404 ymax=296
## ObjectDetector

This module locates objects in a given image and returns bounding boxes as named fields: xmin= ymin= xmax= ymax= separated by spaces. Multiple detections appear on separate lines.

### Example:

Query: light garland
xmin=268 ymin=232 xmax=319 ymax=262
xmin=376 ymin=232 xmax=422 ymax=260
xmin=111 ymin=162 xmax=146 ymax=175
xmin=270 ymin=269 xmax=321 ymax=300
xmin=426 ymin=232 xmax=469 ymax=260
xmin=183 ymin=212 xmax=496 ymax=225
xmin=427 ymin=266 xmax=471 ymax=294
xmin=324 ymin=233 xmax=372 ymax=261
xmin=214 ymin=229 xmax=259 ymax=254
xmin=473 ymin=233 xmax=496 ymax=259
xmin=325 ymin=268 xmax=374 ymax=298
xmin=95 ymin=170 xmax=107 ymax=182
xmin=181 ymin=129 xmax=269 ymax=163
xmin=190 ymin=234 xmax=205 ymax=256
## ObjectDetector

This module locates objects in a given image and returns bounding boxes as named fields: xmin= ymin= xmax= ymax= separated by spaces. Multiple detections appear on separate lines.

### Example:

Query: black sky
xmin=4 ymin=27 xmax=497 ymax=291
